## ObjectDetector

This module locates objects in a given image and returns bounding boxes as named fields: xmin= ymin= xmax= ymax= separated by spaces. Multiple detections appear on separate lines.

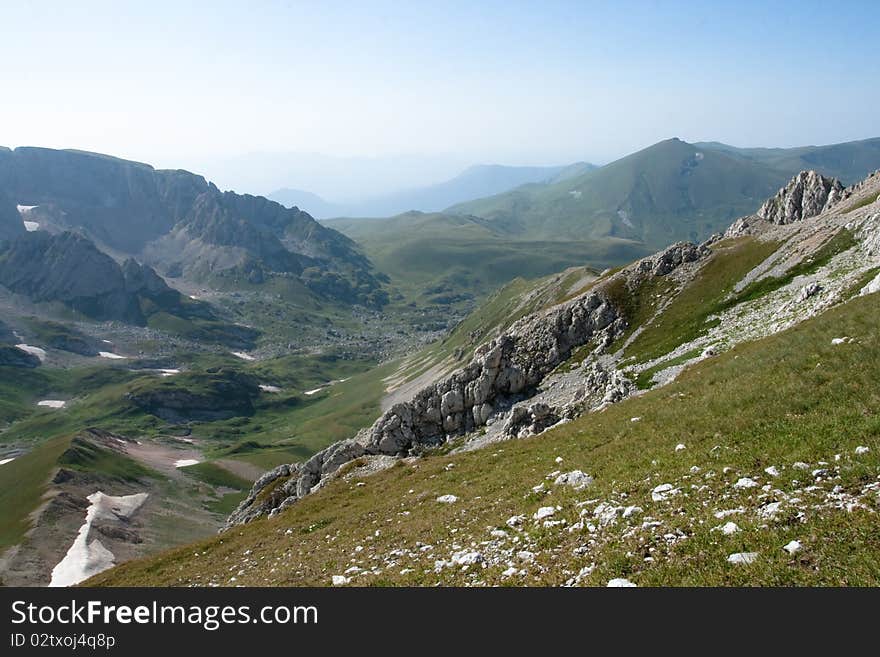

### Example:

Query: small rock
xmin=783 ymin=540 xmax=802 ymax=555
xmin=855 ymin=446 xmax=870 ymax=455
xmin=727 ymin=552 xmax=758 ymax=565
xmin=436 ymin=494 xmax=458 ymax=504
xmin=759 ymin=501 xmax=782 ymax=519
xmin=630 ymin=417 xmax=641 ymax=423
xmin=830 ymin=337 xmax=849 ymax=345
xmin=651 ymin=483 xmax=679 ymax=501
xmin=451 ymin=550 xmax=483 ymax=566
xmin=331 ymin=575 xmax=351 ymax=586
xmin=606 ymin=578 xmax=637 ymax=587
xmin=533 ymin=506 xmax=556 ymax=520
xmin=733 ymin=477 xmax=758 ymax=489
xmin=555 ymin=456 xmax=564 ymax=464
xmin=792 ymin=462 xmax=810 ymax=470
xmin=506 ymin=515 xmax=525 ymax=528
xmin=764 ymin=466 xmax=780 ymax=477
xmin=553 ymin=470 xmax=594 ymax=490
xmin=622 ymin=505 xmax=643 ymax=518
xmin=715 ymin=521 xmax=740 ymax=535
xmin=517 ymin=550 xmax=536 ymax=562
xmin=675 ymin=443 xmax=686 ymax=452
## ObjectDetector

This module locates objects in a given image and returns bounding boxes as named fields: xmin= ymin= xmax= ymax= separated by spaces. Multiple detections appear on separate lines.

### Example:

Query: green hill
xmin=448 ymin=138 xmax=790 ymax=247
xmin=325 ymin=211 xmax=648 ymax=304
xmin=696 ymin=137 xmax=880 ymax=185
xmin=449 ymin=137 xmax=880 ymax=249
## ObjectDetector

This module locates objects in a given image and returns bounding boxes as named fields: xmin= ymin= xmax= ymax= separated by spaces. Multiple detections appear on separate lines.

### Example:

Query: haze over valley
xmin=2 ymin=1 xmax=879 ymax=591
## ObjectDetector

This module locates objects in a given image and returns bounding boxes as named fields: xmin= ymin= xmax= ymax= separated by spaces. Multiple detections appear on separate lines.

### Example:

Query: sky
xmin=1 ymin=0 xmax=878 ymax=198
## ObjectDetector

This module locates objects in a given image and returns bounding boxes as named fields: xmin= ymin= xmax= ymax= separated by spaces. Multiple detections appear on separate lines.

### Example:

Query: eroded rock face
xmin=757 ymin=171 xmax=844 ymax=225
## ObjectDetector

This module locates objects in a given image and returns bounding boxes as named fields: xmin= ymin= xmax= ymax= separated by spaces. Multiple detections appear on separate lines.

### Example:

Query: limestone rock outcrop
xmin=756 ymin=171 xmax=844 ymax=225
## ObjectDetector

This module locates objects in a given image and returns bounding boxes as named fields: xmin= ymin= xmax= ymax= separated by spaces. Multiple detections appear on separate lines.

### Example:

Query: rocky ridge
xmin=225 ymin=241 xmax=709 ymax=527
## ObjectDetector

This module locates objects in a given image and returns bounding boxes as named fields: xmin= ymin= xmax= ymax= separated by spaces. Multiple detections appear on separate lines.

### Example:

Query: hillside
xmin=449 ymin=137 xmax=880 ymax=249
xmin=325 ymin=211 xmax=647 ymax=304
xmin=90 ymin=170 xmax=880 ymax=586
xmin=697 ymin=137 xmax=880 ymax=185
xmin=270 ymin=163 xmax=592 ymax=219
xmin=448 ymin=138 xmax=791 ymax=246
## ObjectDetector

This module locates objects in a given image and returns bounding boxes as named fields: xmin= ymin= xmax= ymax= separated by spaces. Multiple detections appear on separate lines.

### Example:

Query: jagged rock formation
xmin=225 ymin=242 xmax=708 ymax=528
xmin=0 ymin=345 xmax=41 ymax=368
xmin=0 ymin=231 xmax=145 ymax=323
xmin=0 ymin=231 xmax=223 ymax=326
xmin=0 ymin=194 xmax=24 ymax=243
xmin=0 ymin=146 xmax=386 ymax=306
xmin=726 ymin=170 xmax=846 ymax=237
xmin=756 ymin=170 xmax=844 ymax=225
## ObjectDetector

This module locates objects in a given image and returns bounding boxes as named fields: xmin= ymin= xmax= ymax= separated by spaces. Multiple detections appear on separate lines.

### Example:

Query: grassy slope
xmin=326 ymin=212 xmax=646 ymax=304
xmin=0 ymin=435 xmax=71 ymax=551
xmin=90 ymin=291 xmax=880 ymax=587
xmin=621 ymin=237 xmax=781 ymax=362
xmin=697 ymin=137 xmax=880 ymax=185
xmin=449 ymin=139 xmax=786 ymax=247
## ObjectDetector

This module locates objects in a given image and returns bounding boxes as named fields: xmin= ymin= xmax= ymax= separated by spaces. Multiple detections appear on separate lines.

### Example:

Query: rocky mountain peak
xmin=757 ymin=170 xmax=844 ymax=225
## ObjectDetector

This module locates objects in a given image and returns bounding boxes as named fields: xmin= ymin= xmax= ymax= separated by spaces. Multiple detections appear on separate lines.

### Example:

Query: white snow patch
xmin=37 ymin=400 xmax=66 ymax=409
xmin=174 ymin=459 xmax=201 ymax=468
xmin=17 ymin=205 xmax=38 ymax=213
xmin=15 ymin=344 xmax=46 ymax=361
xmin=231 ymin=351 xmax=255 ymax=361
xmin=727 ymin=552 xmax=758 ymax=565
xmin=0 ymin=457 xmax=15 ymax=466
xmin=98 ymin=351 xmax=127 ymax=360
xmin=259 ymin=384 xmax=282 ymax=393
xmin=158 ymin=369 xmax=180 ymax=377
xmin=303 ymin=387 xmax=324 ymax=396
xmin=49 ymin=492 xmax=149 ymax=587
xmin=606 ymin=578 xmax=637 ymax=587
xmin=23 ymin=220 xmax=40 ymax=232
xmin=436 ymin=494 xmax=458 ymax=504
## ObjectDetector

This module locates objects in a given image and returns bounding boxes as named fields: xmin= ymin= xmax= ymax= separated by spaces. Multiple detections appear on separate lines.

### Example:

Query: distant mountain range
xmin=269 ymin=162 xmax=595 ymax=219
xmin=0 ymin=146 xmax=386 ymax=308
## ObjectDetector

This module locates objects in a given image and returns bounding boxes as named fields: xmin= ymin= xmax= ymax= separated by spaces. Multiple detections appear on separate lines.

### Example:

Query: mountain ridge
xmin=269 ymin=162 xmax=594 ymax=219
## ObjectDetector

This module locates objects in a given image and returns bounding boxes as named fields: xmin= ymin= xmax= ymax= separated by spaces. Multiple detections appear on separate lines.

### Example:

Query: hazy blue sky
xmin=1 ymin=1 xmax=878 ymax=196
